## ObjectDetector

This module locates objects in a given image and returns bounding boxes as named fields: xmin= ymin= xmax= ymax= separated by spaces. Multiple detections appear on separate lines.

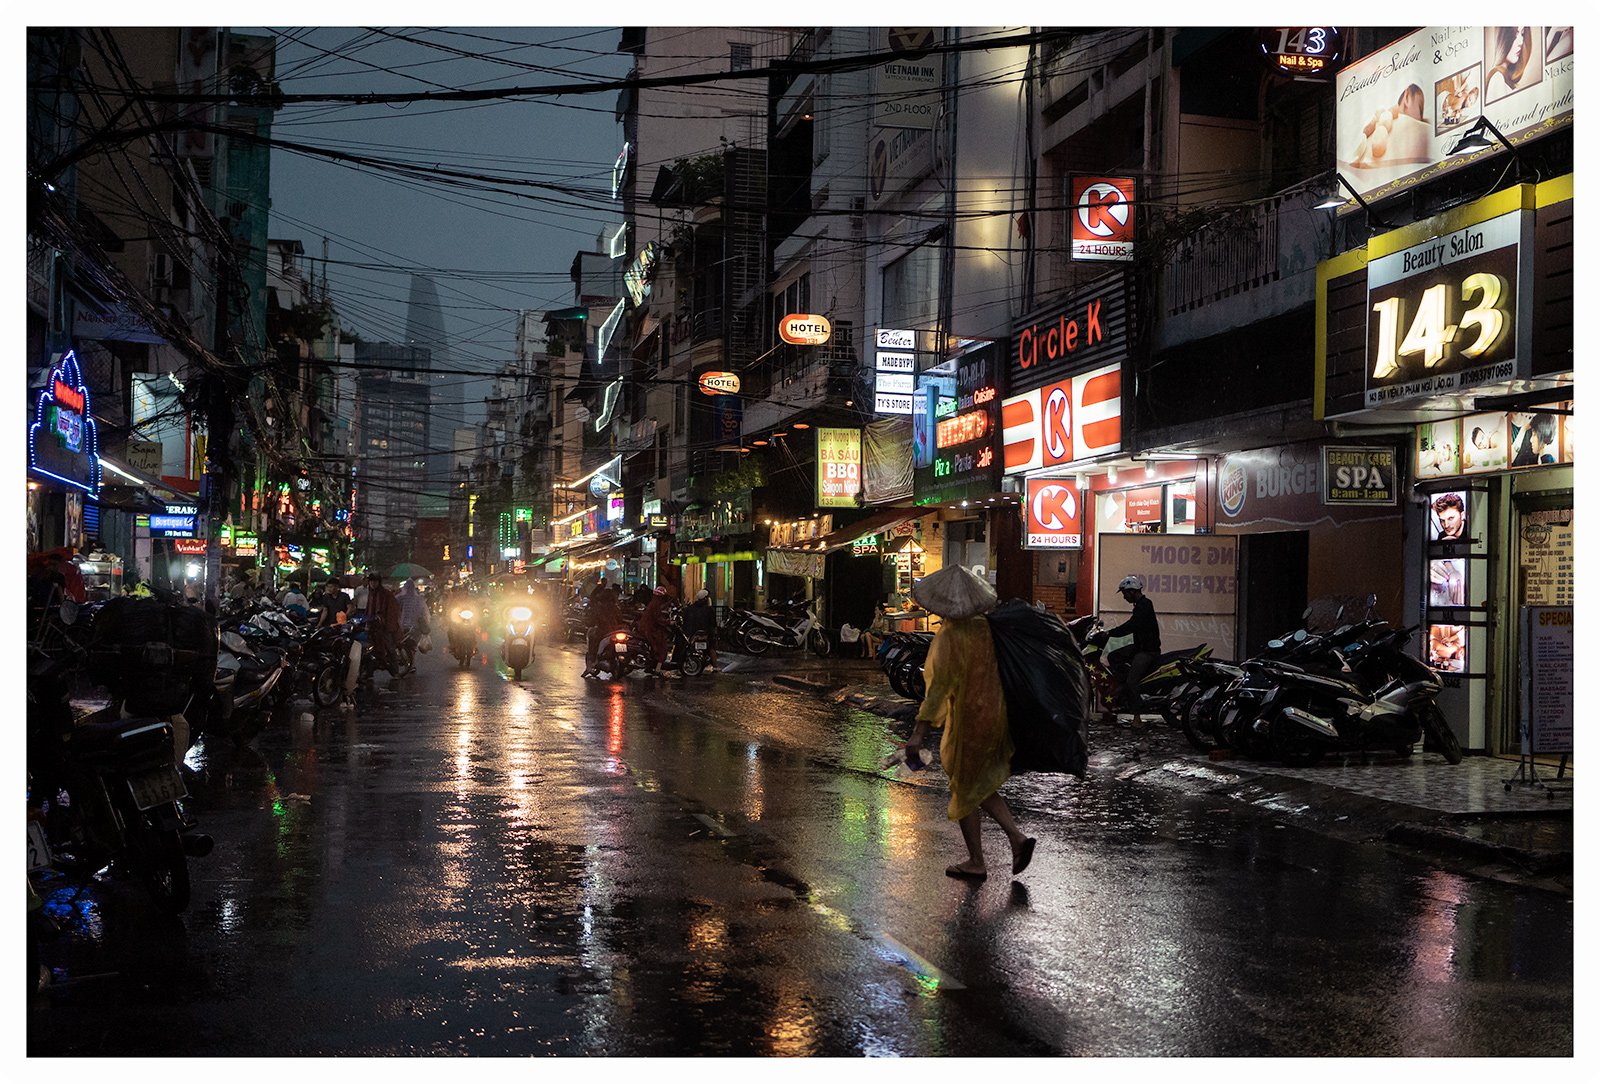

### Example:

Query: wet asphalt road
xmin=29 ymin=638 xmax=1573 ymax=1056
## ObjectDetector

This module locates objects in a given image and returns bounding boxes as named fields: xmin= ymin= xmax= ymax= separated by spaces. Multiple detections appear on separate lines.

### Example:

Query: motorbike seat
xmin=1154 ymin=646 xmax=1205 ymax=666
xmin=71 ymin=715 xmax=173 ymax=759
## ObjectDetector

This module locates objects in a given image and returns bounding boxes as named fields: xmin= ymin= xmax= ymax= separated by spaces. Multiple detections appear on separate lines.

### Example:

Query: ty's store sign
xmin=1001 ymin=363 xmax=1122 ymax=474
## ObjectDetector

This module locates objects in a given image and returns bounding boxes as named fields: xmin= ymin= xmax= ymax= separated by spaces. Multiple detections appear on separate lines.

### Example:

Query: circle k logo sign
xmin=1071 ymin=176 xmax=1135 ymax=262
xmin=1076 ymin=181 xmax=1130 ymax=236
xmin=1025 ymin=477 xmax=1083 ymax=549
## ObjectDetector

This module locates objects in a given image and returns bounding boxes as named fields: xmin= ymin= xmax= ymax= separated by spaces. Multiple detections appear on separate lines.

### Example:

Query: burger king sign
xmin=1218 ymin=456 xmax=1247 ymax=518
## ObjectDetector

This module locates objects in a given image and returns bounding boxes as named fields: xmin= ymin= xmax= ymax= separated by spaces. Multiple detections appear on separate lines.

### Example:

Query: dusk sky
xmin=254 ymin=26 xmax=634 ymax=422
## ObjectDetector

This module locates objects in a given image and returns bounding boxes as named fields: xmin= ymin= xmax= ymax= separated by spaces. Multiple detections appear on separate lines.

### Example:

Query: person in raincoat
xmin=901 ymin=565 xmax=1036 ymax=881
xmin=639 ymin=585 xmax=673 ymax=674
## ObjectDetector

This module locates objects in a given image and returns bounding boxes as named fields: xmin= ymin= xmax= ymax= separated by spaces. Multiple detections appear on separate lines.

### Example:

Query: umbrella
xmin=389 ymin=562 xmax=433 ymax=580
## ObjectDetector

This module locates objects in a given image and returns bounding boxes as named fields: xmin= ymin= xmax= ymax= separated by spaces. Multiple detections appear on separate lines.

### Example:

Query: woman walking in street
xmin=901 ymin=565 xmax=1035 ymax=881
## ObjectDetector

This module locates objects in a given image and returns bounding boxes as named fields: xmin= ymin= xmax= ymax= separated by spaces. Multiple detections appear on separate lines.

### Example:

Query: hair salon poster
xmin=1336 ymin=26 xmax=1573 ymax=203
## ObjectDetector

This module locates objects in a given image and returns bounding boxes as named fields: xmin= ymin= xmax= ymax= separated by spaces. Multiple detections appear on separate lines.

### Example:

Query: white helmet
xmin=1118 ymin=575 xmax=1144 ymax=593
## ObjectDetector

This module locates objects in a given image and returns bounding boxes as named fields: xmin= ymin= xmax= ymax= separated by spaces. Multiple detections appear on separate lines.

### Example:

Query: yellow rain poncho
xmin=915 ymin=616 xmax=1013 ymax=821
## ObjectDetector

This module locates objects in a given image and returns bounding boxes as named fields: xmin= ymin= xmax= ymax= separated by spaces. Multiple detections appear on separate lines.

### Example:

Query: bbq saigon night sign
xmin=29 ymin=349 xmax=101 ymax=494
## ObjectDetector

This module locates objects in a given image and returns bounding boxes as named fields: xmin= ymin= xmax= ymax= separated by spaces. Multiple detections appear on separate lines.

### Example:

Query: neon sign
xmin=29 ymin=350 xmax=100 ymax=494
xmin=936 ymin=409 xmax=989 ymax=448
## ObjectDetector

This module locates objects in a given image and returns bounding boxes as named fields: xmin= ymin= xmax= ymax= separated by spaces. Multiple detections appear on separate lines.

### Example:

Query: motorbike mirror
xmin=1294 ymin=629 xmax=1308 ymax=642
xmin=1268 ymin=639 xmax=1284 ymax=649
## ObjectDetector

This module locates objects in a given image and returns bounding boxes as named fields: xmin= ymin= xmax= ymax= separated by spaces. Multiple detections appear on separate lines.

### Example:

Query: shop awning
xmin=782 ymin=503 xmax=923 ymax=554
xmin=96 ymin=454 xmax=196 ymax=502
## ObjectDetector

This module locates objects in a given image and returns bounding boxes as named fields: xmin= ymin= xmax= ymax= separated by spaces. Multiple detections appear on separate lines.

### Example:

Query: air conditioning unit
xmin=152 ymin=252 xmax=174 ymax=286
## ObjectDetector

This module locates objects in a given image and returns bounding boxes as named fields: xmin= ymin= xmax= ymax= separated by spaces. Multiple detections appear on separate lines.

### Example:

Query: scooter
xmin=448 ymin=605 xmax=482 ymax=667
xmin=734 ymin=599 xmax=828 ymax=655
xmin=1066 ymin=614 xmax=1210 ymax=718
xmin=28 ymin=647 xmax=206 ymax=915
xmin=501 ymin=604 xmax=536 ymax=680
xmin=584 ymin=625 xmax=655 ymax=680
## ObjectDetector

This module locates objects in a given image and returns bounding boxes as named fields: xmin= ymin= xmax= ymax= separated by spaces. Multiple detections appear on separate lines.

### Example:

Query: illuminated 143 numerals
xmin=1371 ymin=272 xmax=1508 ymax=379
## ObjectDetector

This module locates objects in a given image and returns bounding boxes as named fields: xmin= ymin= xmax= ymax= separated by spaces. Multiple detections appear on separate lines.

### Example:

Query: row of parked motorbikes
xmin=873 ymin=594 xmax=1463 ymax=768
xmin=557 ymin=594 xmax=834 ymax=680
xmin=26 ymin=585 xmax=428 ymax=949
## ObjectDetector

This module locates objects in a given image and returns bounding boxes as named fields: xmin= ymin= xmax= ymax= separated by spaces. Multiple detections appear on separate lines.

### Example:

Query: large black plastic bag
xmin=985 ymin=600 xmax=1091 ymax=777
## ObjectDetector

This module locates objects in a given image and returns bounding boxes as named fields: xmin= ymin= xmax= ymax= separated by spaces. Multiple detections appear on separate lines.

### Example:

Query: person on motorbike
xmin=1107 ymin=575 xmax=1161 ymax=722
xmin=679 ymin=589 xmax=718 ymax=671
xmin=583 ymin=580 xmax=623 ymax=677
xmin=398 ymin=579 xmax=430 ymax=646
xmin=640 ymin=586 xmax=673 ymax=675
xmin=282 ymin=581 xmax=310 ymax=618
xmin=364 ymin=574 xmax=403 ymax=673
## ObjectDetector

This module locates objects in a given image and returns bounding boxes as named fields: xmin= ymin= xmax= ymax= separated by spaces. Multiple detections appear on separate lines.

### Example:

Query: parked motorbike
xmin=878 ymin=630 xmax=933 ymax=701
xmin=501 ymin=604 xmax=536 ymax=679
xmin=27 ymin=646 xmax=207 ymax=915
xmin=731 ymin=599 xmax=828 ymax=655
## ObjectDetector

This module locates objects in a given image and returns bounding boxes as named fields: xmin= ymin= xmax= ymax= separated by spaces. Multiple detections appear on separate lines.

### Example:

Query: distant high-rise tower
xmin=405 ymin=273 xmax=458 ymax=504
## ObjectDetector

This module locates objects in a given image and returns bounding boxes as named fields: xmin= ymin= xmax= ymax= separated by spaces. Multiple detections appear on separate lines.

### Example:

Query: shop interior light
xmin=792 ymin=422 xmax=810 ymax=429
xmin=1107 ymin=467 xmax=1118 ymax=485
xmin=752 ymin=440 xmax=767 ymax=446
xmin=1145 ymin=461 xmax=1156 ymax=478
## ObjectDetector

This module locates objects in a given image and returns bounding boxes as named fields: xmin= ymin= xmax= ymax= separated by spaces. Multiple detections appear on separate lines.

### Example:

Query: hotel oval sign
xmin=779 ymin=314 xmax=832 ymax=346
xmin=698 ymin=371 xmax=741 ymax=396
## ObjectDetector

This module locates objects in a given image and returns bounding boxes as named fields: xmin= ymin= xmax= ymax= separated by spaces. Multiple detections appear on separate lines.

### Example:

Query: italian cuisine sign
xmin=1365 ymin=209 xmax=1525 ymax=407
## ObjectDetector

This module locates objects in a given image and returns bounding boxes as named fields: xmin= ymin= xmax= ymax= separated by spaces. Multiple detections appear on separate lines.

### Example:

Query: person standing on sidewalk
xmin=902 ymin=565 xmax=1036 ymax=882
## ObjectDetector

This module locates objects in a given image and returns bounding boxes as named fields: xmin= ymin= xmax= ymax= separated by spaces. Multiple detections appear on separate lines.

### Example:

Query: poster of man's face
xmin=1430 ymin=558 xmax=1466 ymax=607
xmin=1429 ymin=624 xmax=1466 ymax=672
xmin=1430 ymin=491 xmax=1468 ymax=540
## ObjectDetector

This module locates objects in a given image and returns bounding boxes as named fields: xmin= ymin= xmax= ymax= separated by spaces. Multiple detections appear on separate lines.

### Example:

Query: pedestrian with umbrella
xmin=900 ymin=565 xmax=1036 ymax=882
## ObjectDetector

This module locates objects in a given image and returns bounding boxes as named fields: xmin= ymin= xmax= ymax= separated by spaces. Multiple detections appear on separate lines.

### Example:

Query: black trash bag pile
xmin=985 ymin=600 xmax=1091 ymax=778
xmin=89 ymin=596 xmax=219 ymax=717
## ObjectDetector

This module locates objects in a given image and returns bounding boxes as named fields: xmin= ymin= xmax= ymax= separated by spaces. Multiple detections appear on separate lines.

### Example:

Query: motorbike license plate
xmin=127 ymin=766 xmax=187 ymax=811
xmin=27 ymin=819 xmax=52 ymax=872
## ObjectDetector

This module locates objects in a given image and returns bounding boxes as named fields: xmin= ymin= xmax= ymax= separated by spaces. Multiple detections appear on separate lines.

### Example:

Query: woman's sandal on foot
xmin=1011 ymin=837 xmax=1037 ymax=876
xmin=945 ymin=864 xmax=987 ymax=881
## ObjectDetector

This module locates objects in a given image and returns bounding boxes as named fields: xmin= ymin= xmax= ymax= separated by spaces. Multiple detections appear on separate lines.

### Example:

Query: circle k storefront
xmin=1316 ymin=177 xmax=1574 ymax=760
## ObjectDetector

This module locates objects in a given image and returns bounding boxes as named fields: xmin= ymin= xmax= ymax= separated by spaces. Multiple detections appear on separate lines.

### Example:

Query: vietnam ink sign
xmin=913 ymin=342 xmax=1001 ymax=507
xmin=29 ymin=349 xmax=101 ymax=494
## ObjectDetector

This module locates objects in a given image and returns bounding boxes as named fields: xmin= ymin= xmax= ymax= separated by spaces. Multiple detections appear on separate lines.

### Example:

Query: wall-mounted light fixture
xmin=1315 ymin=171 xmax=1396 ymax=229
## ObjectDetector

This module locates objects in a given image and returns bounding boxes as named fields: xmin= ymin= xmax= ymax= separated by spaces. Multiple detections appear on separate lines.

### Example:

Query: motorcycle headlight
xmin=510 ymin=607 xmax=532 ymax=622
xmin=458 ymin=609 xmax=475 ymax=621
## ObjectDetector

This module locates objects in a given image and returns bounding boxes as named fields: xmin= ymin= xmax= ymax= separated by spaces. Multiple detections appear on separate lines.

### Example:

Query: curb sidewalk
xmin=775 ymin=671 xmax=1573 ymax=882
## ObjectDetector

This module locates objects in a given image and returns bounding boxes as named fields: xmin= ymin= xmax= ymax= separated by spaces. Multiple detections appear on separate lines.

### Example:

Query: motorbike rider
xmin=640 ymin=586 xmax=673 ymax=675
xmin=397 ymin=579 xmax=430 ymax=646
xmin=582 ymin=580 xmax=624 ymax=676
xmin=1107 ymin=575 xmax=1161 ymax=721
xmin=364 ymin=573 xmax=402 ymax=673
xmin=679 ymin=589 xmax=718 ymax=671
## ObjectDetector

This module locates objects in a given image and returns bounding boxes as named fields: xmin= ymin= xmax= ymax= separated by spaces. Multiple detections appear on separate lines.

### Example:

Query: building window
xmin=881 ymin=240 xmax=941 ymax=331
xmin=730 ymin=42 xmax=752 ymax=71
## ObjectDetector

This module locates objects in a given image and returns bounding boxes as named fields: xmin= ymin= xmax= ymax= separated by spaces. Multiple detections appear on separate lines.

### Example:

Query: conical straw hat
xmin=912 ymin=563 xmax=998 ymax=619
